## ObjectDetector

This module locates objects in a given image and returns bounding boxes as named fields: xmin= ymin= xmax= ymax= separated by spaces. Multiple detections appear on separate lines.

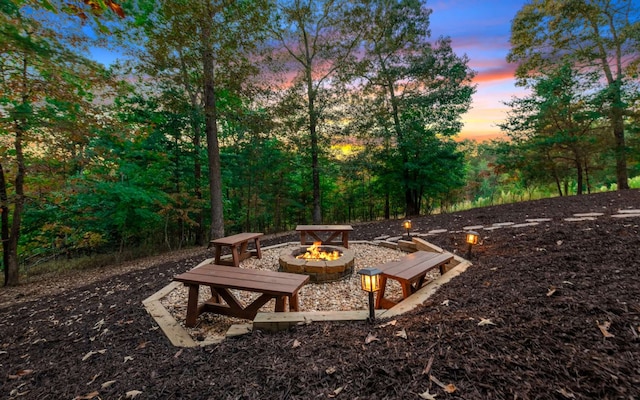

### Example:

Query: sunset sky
xmin=90 ymin=0 xmax=530 ymax=142
xmin=429 ymin=0 xmax=529 ymax=141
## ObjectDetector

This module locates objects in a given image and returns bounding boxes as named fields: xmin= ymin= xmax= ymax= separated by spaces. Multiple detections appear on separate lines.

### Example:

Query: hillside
xmin=1 ymin=190 xmax=639 ymax=399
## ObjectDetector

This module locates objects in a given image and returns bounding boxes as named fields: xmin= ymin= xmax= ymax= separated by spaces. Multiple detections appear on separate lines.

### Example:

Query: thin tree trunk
xmin=0 ymin=162 xmax=10 ymax=285
xmin=202 ymin=8 xmax=225 ymax=240
xmin=178 ymin=47 xmax=205 ymax=246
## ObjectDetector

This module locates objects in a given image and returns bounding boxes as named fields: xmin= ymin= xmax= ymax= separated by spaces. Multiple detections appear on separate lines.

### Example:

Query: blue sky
xmin=429 ymin=0 xmax=529 ymax=140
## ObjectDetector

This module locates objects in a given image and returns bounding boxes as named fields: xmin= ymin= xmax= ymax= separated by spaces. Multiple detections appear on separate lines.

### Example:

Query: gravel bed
xmin=161 ymin=242 xmax=439 ymax=340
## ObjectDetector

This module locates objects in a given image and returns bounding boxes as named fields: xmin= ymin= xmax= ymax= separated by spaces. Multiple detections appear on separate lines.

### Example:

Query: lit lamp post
xmin=358 ymin=267 xmax=382 ymax=323
xmin=403 ymin=219 xmax=412 ymax=239
xmin=465 ymin=230 xmax=479 ymax=259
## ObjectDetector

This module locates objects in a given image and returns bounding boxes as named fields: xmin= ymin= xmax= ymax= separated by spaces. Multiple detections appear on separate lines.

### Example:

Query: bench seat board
xmin=175 ymin=264 xmax=308 ymax=295
xmin=174 ymin=264 xmax=309 ymax=326
xmin=295 ymin=225 xmax=353 ymax=232
xmin=375 ymin=251 xmax=454 ymax=309
xmin=209 ymin=232 xmax=263 ymax=267
xmin=295 ymin=225 xmax=353 ymax=248
xmin=377 ymin=251 xmax=453 ymax=281
xmin=209 ymin=232 xmax=263 ymax=246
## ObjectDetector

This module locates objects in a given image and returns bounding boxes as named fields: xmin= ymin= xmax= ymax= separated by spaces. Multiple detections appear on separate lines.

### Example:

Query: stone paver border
xmin=143 ymin=240 xmax=470 ymax=347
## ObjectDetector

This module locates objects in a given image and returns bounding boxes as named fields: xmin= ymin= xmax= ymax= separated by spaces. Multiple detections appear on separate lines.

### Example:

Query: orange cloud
xmin=472 ymin=63 xmax=518 ymax=83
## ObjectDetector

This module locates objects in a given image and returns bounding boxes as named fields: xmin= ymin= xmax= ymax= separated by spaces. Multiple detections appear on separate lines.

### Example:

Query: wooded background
xmin=1 ymin=0 xmax=639 ymax=285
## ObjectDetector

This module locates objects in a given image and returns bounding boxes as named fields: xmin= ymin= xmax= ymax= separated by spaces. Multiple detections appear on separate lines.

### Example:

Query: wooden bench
xmin=173 ymin=264 xmax=310 ymax=327
xmin=375 ymin=251 xmax=454 ymax=309
xmin=209 ymin=232 xmax=263 ymax=267
xmin=295 ymin=224 xmax=353 ymax=248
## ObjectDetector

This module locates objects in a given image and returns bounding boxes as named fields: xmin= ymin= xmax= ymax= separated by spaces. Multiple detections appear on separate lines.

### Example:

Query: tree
xmin=126 ymin=0 xmax=271 ymax=240
xmin=500 ymin=64 xmax=606 ymax=195
xmin=508 ymin=0 xmax=640 ymax=190
xmin=271 ymin=0 xmax=362 ymax=224
xmin=355 ymin=0 xmax=475 ymax=216
xmin=0 ymin=5 xmax=113 ymax=285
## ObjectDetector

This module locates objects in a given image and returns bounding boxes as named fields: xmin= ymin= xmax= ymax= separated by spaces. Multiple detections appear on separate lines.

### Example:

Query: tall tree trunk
xmin=382 ymin=61 xmax=416 ymax=216
xmin=306 ymin=61 xmax=322 ymax=224
xmin=0 ymin=163 xmax=10 ymax=284
xmin=178 ymin=48 xmax=205 ymax=246
xmin=5 ymin=126 xmax=26 ymax=286
xmin=612 ymin=105 xmax=629 ymax=190
xmin=575 ymin=158 xmax=583 ymax=195
xmin=202 ymin=10 xmax=224 ymax=240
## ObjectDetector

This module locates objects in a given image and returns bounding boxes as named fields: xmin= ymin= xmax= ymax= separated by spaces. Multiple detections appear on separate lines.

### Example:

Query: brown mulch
xmin=1 ymin=190 xmax=639 ymax=399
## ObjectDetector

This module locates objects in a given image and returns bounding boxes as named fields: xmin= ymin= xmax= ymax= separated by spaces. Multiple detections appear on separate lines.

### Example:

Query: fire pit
xmin=279 ymin=242 xmax=355 ymax=283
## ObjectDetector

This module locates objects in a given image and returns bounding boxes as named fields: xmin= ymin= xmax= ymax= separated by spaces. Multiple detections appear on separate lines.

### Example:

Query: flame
xmin=296 ymin=242 xmax=341 ymax=261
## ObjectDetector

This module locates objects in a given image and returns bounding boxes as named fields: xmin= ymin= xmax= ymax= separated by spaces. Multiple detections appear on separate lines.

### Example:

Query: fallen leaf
xmin=136 ymin=341 xmax=148 ymax=349
xmin=101 ymin=380 xmax=117 ymax=389
xmin=557 ymin=240 xmax=563 ymax=246
xmin=73 ymin=391 xmax=99 ymax=400
xmin=418 ymin=390 xmax=437 ymax=399
xmin=328 ymin=386 xmax=344 ymax=398
xmin=82 ymin=349 xmax=107 ymax=361
xmin=174 ymin=349 xmax=183 ymax=358
xmin=126 ymin=389 xmax=142 ymax=398
xmin=597 ymin=321 xmax=615 ymax=338
xmin=422 ymin=355 xmax=435 ymax=375
xmin=444 ymin=383 xmax=457 ymax=393
xmin=377 ymin=320 xmax=397 ymax=328
xmin=477 ymin=318 xmax=496 ymax=326
xmin=556 ymin=388 xmax=576 ymax=398
xmin=8 ymin=369 xmax=34 ymax=379
xmin=429 ymin=374 xmax=446 ymax=389
xmin=547 ymin=287 xmax=557 ymax=297
xmin=82 ymin=351 xmax=96 ymax=361
xmin=124 ymin=356 xmax=134 ymax=363
xmin=93 ymin=319 xmax=105 ymax=330
xmin=562 ymin=281 xmax=574 ymax=285
xmin=86 ymin=373 xmax=100 ymax=385
xmin=441 ymin=300 xmax=450 ymax=306
xmin=325 ymin=366 xmax=337 ymax=375
xmin=365 ymin=333 xmax=379 ymax=344
xmin=395 ymin=328 xmax=408 ymax=339
xmin=292 ymin=339 xmax=301 ymax=348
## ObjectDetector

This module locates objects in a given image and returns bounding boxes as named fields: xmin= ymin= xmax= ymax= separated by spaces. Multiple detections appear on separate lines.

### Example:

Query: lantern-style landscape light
xmin=403 ymin=219 xmax=412 ymax=239
xmin=358 ymin=267 xmax=382 ymax=323
xmin=465 ymin=230 xmax=479 ymax=259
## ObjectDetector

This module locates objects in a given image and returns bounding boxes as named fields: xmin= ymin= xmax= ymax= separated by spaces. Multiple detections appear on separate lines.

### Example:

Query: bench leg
xmin=275 ymin=296 xmax=286 ymax=312
xmin=214 ymin=245 xmax=223 ymax=264
xmin=254 ymin=238 xmax=262 ymax=259
xmin=289 ymin=293 xmax=300 ymax=311
xmin=300 ymin=231 xmax=307 ymax=246
xmin=185 ymin=284 xmax=200 ymax=328
xmin=231 ymin=245 xmax=241 ymax=267
xmin=375 ymin=276 xmax=387 ymax=309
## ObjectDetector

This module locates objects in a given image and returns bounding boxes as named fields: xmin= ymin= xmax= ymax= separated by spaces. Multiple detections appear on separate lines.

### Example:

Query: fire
xmin=296 ymin=242 xmax=341 ymax=261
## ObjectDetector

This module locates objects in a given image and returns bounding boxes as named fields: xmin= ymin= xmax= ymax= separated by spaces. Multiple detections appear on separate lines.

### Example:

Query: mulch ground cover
xmin=1 ymin=190 xmax=639 ymax=399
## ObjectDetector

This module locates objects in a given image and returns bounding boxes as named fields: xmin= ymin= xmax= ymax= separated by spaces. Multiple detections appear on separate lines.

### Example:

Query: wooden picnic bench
xmin=173 ymin=264 xmax=310 ymax=327
xmin=209 ymin=232 xmax=263 ymax=267
xmin=295 ymin=224 xmax=353 ymax=248
xmin=375 ymin=251 xmax=454 ymax=309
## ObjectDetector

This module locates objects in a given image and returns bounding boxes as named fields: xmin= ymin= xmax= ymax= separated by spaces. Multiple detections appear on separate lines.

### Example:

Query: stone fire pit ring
xmin=279 ymin=245 xmax=355 ymax=283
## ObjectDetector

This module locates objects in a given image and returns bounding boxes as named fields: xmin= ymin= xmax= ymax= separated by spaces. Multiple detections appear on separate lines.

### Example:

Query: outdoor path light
xmin=358 ymin=267 xmax=382 ymax=323
xmin=465 ymin=231 xmax=479 ymax=259
xmin=403 ymin=219 xmax=412 ymax=239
